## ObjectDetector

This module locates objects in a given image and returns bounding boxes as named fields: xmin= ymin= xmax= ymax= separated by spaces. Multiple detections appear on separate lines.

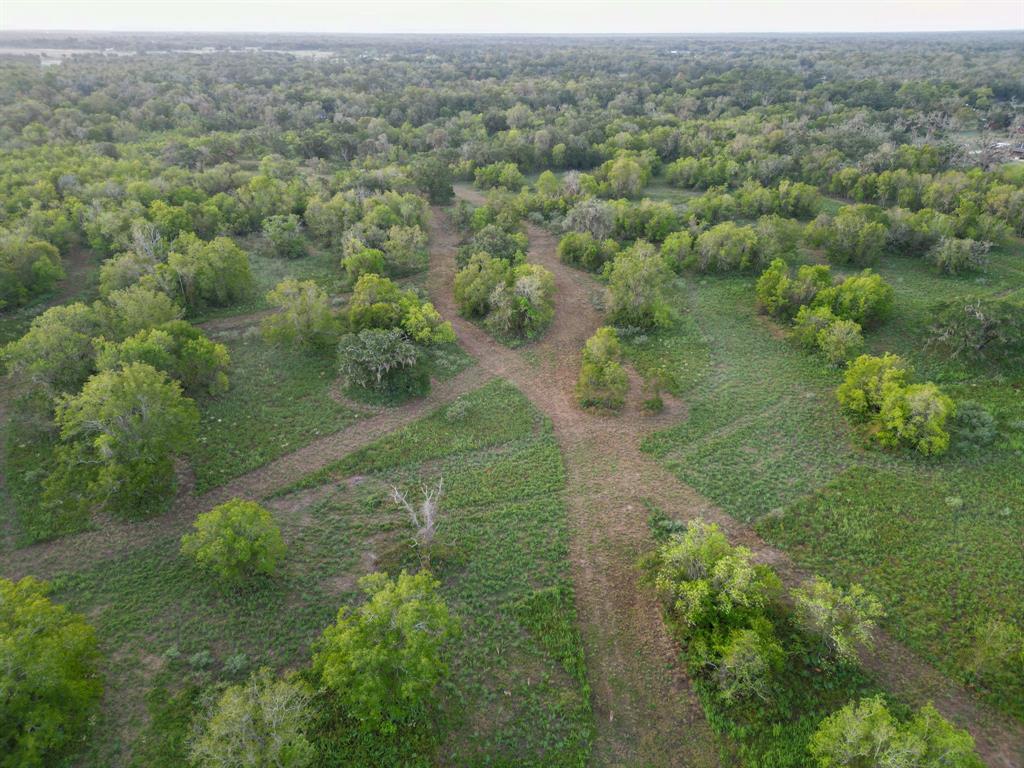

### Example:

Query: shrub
xmin=966 ymin=619 xmax=1024 ymax=703
xmin=43 ymin=363 xmax=199 ymax=519
xmin=312 ymin=571 xmax=459 ymax=730
xmin=688 ymin=221 xmax=760 ymax=272
xmin=576 ymin=326 xmax=629 ymax=410
xmin=815 ymin=269 xmax=894 ymax=327
xmin=382 ymin=225 xmax=429 ymax=275
xmin=792 ymin=305 xmax=839 ymax=350
xmin=346 ymin=274 xmax=454 ymax=345
xmin=181 ymin=499 xmax=287 ymax=583
xmin=817 ymin=318 xmax=865 ymax=366
xmin=792 ymin=577 xmax=884 ymax=664
xmin=474 ymin=161 xmax=525 ymax=190
xmin=100 ymin=284 xmax=184 ymax=338
xmin=809 ymin=696 xmax=983 ymax=768
xmin=951 ymin=400 xmax=997 ymax=448
xmin=337 ymin=328 xmax=427 ymax=396
xmin=806 ymin=206 xmax=888 ymax=265
xmin=0 ymin=234 xmax=64 ymax=309
xmin=453 ymin=252 xmax=510 ymax=317
xmin=0 ymin=576 xmax=102 ymax=768
xmin=2 ymin=302 xmax=101 ymax=393
xmin=714 ymin=623 xmax=784 ymax=704
xmin=753 ymin=214 xmax=803 ymax=262
xmin=95 ymin=320 xmax=230 ymax=396
xmin=157 ymin=234 xmax=252 ymax=311
xmin=660 ymin=230 xmax=693 ymax=273
xmin=262 ymin=278 xmax=338 ymax=350
xmin=558 ymin=231 xmax=617 ymax=272
xmin=341 ymin=246 xmax=386 ymax=286
xmin=756 ymin=259 xmax=833 ymax=320
xmin=564 ymin=198 xmax=615 ymax=240
xmin=457 ymin=224 xmax=528 ymax=267
xmin=188 ymin=668 xmax=313 ymax=768
xmin=261 ymin=214 xmax=307 ymax=259
xmin=928 ymin=237 xmax=990 ymax=274
xmin=928 ymin=297 xmax=1024 ymax=365
xmin=485 ymin=262 xmax=555 ymax=341
xmin=877 ymin=382 xmax=955 ymax=455
xmin=606 ymin=242 xmax=673 ymax=329
xmin=835 ymin=353 xmax=911 ymax=422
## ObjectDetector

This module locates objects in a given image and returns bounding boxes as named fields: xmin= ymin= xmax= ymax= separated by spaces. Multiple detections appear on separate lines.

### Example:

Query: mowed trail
xmin=429 ymin=185 xmax=1024 ymax=768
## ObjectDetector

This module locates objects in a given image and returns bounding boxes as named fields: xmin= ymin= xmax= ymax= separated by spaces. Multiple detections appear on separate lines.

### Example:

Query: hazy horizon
xmin=3 ymin=0 xmax=1022 ymax=36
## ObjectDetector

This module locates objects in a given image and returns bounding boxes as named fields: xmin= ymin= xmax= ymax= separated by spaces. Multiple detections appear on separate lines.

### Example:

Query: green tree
xmin=485 ymin=262 xmax=555 ymax=341
xmin=181 ymin=499 xmax=287 ymax=583
xmin=188 ymin=668 xmax=313 ymax=768
xmin=337 ymin=328 xmax=427 ymax=396
xmin=44 ymin=362 xmax=199 ymax=518
xmin=409 ymin=155 xmax=454 ymax=203
xmin=0 ymin=576 xmax=102 ymax=768
xmin=792 ymin=577 xmax=884 ymax=663
xmin=809 ymin=696 xmax=983 ymax=768
xmin=2 ymin=302 xmax=100 ymax=393
xmin=261 ymin=214 xmax=307 ymax=259
xmin=158 ymin=234 xmax=252 ymax=311
xmin=606 ymin=242 xmax=673 ymax=329
xmin=0 ymin=234 xmax=64 ymax=309
xmin=453 ymin=252 xmax=511 ymax=317
xmin=690 ymin=221 xmax=760 ymax=272
xmin=878 ymin=382 xmax=955 ymax=456
xmin=576 ymin=326 xmax=629 ymax=410
xmin=312 ymin=571 xmax=459 ymax=730
xmin=99 ymin=284 xmax=184 ymax=338
xmin=928 ymin=297 xmax=1024 ymax=365
xmin=262 ymin=278 xmax=338 ymax=350
xmin=835 ymin=354 xmax=911 ymax=422
xmin=341 ymin=245 xmax=386 ymax=286
xmin=814 ymin=270 xmax=894 ymax=328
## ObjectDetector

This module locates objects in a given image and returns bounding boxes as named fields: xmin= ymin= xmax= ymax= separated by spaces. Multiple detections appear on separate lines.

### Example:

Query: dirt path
xmin=1 ymin=363 xmax=493 ymax=582
xmin=433 ymin=186 xmax=1024 ymax=767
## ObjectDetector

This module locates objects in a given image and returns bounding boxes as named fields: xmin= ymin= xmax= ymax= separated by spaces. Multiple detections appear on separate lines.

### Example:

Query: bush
xmin=382 ymin=225 xmax=429 ymax=275
xmin=2 ymin=302 xmax=101 ymax=393
xmin=756 ymin=259 xmax=832 ymax=320
xmin=606 ymin=242 xmax=673 ymax=329
xmin=188 ymin=668 xmax=313 ymax=768
xmin=261 ymin=214 xmax=307 ymax=259
xmin=457 ymin=224 xmax=528 ymax=268
xmin=100 ymin=284 xmax=184 ymax=338
xmin=688 ymin=221 xmax=760 ymax=272
xmin=714 ymin=624 xmax=784 ymax=705
xmin=660 ymin=230 xmax=693 ymax=273
xmin=262 ymin=278 xmax=338 ymax=350
xmin=181 ymin=499 xmax=287 ymax=583
xmin=564 ymin=197 xmax=615 ymax=240
xmin=484 ymin=263 xmax=555 ymax=341
xmin=312 ymin=571 xmax=459 ymax=730
xmin=44 ymin=362 xmax=198 ymax=519
xmin=877 ymin=382 xmax=955 ymax=455
xmin=346 ymin=273 xmax=454 ymax=345
xmin=474 ymin=161 xmax=525 ymax=190
xmin=576 ymin=326 xmax=629 ymax=410
xmin=557 ymin=231 xmax=617 ymax=272
xmin=453 ymin=252 xmax=510 ymax=317
xmin=951 ymin=400 xmax=997 ymax=448
xmin=928 ymin=237 xmax=990 ymax=274
xmin=0 ymin=576 xmax=102 ymax=768
xmin=809 ymin=696 xmax=983 ymax=768
xmin=816 ymin=318 xmax=865 ymax=366
xmin=966 ymin=619 xmax=1024 ymax=704
xmin=157 ymin=234 xmax=252 ymax=311
xmin=835 ymin=353 xmax=911 ymax=422
xmin=792 ymin=577 xmax=884 ymax=664
xmin=928 ymin=297 xmax=1024 ymax=365
xmin=341 ymin=246 xmax=386 ymax=286
xmin=0 ymin=234 xmax=64 ymax=309
xmin=815 ymin=269 xmax=894 ymax=327
xmin=793 ymin=305 xmax=839 ymax=350
xmin=337 ymin=328 xmax=428 ymax=396
xmin=806 ymin=206 xmax=888 ymax=265
xmin=95 ymin=320 xmax=230 ymax=396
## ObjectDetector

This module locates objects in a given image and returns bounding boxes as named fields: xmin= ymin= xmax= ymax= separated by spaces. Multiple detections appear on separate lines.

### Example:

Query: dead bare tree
xmin=390 ymin=476 xmax=444 ymax=551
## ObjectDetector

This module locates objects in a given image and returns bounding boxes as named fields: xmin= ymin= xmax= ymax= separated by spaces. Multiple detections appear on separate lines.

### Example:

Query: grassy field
xmin=638 ymin=247 xmax=1024 ymax=719
xmin=51 ymin=379 xmax=593 ymax=767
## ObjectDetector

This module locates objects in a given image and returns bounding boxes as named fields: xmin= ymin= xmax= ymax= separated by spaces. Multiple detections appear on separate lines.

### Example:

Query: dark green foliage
xmin=0 ymin=234 xmax=64 ymax=309
xmin=928 ymin=296 xmax=1024 ymax=367
xmin=262 ymin=214 xmax=308 ymax=259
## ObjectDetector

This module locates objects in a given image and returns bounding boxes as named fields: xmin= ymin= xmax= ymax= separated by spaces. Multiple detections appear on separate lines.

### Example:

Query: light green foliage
xmin=304 ymin=192 xmax=361 ymax=245
xmin=714 ymin=623 xmax=784 ymax=704
xmin=458 ymin=223 xmax=528 ymax=267
xmin=793 ymin=305 xmax=841 ymax=350
xmin=967 ymin=619 xmax=1024 ymax=704
xmin=754 ymin=214 xmax=804 ymax=262
xmin=454 ymin=252 xmax=510 ymax=317
xmin=44 ymin=362 xmax=199 ymax=518
xmin=815 ymin=270 xmax=895 ymax=328
xmin=835 ymin=354 xmax=911 ymax=422
xmin=346 ymin=273 xmax=454 ymax=345
xmin=605 ymin=241 xmax=673 ymax=329
xmin=181 ymin=499 xmax=287 ymax=583
xmin=188 ymin=668 xmax=313 ymax=768
xmin=877 ymin=382 xmax=955 ymax=455
xmin=313 ymin=570 xmax=459 ymax=730
xmin=485 ymin=262 xmax=555 ymax=341
xmin=261 ymin=214 xmax=307 ymax=259
xmin=927 ymin=237 xmax=990 ymax=275
xmin=261 ymin=278 xmax=338 ymax=349
xmin=0 ymin=577 xmax=102 ymax=768
xmin=806 ymin=206 xmax=888 ymax=266
xmin=337 ymin=328 xmax=426 ymax=396
xmin=535 ymin=169 xmax=561 ymax=198
xmin=689 ymin=221 xmax=760 ymax=272
xmin=557 ymin=231 xmax=617 ymax=272
xmin=756 ymin=259 xmax=833 ymax=320
xmin=95 ymin=320 xmax=230 ymax=396
xmin=809 ymin=696 xmax=983 ymax=768
xmin=817 ymin=319 xmax=865 ymax=367
xmin=100 ymin=284 xmax=184 ymax=338
xmin=157 ymin=234 xmax=252 ymax=311
xmin=474 ymin=161 xmax=525 ymax=190
xmin=660 ymin=230 xmax=693 ymax=273
xmin=576 ymin=326 xmax=629 ymax=410
xmin=792 ymin=578 xmax=884 ymax=663
xmin=382 ymin=225 xmax=429 ymax=275
xmin=341 ymin=245 xmax=386 ymax=286
xmin=2 ymin=302 xmax=101 ymax=392
xmin=0 ymin=234 xmax=64 ymax=309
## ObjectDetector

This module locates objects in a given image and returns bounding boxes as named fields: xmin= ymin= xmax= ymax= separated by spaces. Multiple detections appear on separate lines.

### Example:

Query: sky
xmin=1 ymin=0 xmax=1022 ymax=35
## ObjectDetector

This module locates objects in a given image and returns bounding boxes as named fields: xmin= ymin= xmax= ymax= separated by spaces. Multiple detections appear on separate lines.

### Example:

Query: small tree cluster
xmin=805 ymin=205 xmax=888 ymax=266
xmin=576 ymin=326 xmax=629 ymax=410
xmin=836 ymin=354 xmax=955 ymax=455
xmin=473 ymin=161 xmax=525 ymax=190
xmin=454 ymin=253 xmax=555 ymax=341
xmin=181 ymin=499 xmax=287 ymax=584
xmin=261 ymin=278 xmax=338 ymax=350
xmin=928 ymin=296 xmax=1024 ymax=366
xmin=261 ymin=214 xmax=307 ymax=259
xmin=605 ymin=241 xmax=673 ymax=329
xmin=0 ymin=234 xmax=64 ymax=309
xmin=557 ymin=231 xmax=619 ymax=272
xmin=927 ymin=237 xmax=990 ymax=275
